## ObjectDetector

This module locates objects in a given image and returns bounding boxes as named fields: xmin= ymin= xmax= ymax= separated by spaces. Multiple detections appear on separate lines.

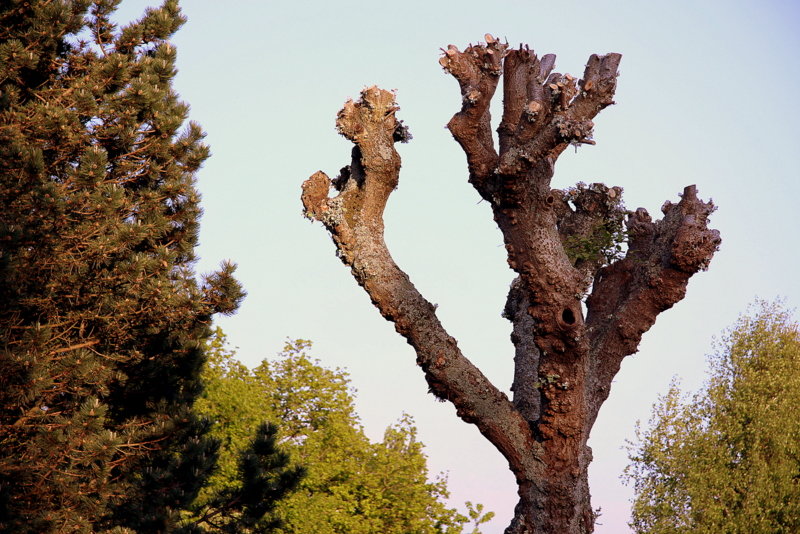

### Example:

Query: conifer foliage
xmin=0 ymin=1 xmax=245 ymax=531
xmin=186 ymin=422 xmax=305 ymax=533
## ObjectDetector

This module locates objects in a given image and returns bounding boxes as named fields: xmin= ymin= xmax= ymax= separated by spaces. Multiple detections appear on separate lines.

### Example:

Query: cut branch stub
xmin=569 ymin=53 xmax=621 ymax=117
xmin=301 ymin=170 xmax=332 ymax=222
xmin=666 ymin=186 xmax=721 ymax=273
xmin=493 ymin=49 xmax=621 ymax=184
xmin=336 ymin=86 xmax=403 ymax=178
xmin=302 ymin=86 xmax=402 ymax=237
xmin=498 ymin=49 xmax=556 ymax=155
xmin=440 ymin=35 xmax=508 ymax=191
xmin=335 ymin=86 xmax=402 ymax=212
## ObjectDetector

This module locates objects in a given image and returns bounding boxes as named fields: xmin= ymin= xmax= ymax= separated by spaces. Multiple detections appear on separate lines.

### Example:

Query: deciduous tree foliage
xmin=196 ymin=333 xmax=487 ymax=534
xmin=0 ymin=1 xmax=244 ymax=531
xmin=302 ymin=35 xmax=720 ymax=533
xmin=625 ymin=301 xmax=800 ymax=534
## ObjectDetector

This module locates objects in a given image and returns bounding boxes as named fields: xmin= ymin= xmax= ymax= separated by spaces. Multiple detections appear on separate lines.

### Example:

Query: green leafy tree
xmin=182 ymin=330 xmax=304 ymax=533
xmin=624 ymin=301 xmax=800 ymax=534
xmin=464 ymin=502 xmax=495 ymax=534
xmin=0 ymin=1 xmax=244 ymax=531
xmin=197 ymin=334 xmax=487 ymax=534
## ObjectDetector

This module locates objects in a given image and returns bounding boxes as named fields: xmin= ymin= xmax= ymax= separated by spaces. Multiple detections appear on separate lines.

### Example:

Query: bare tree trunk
xmin=301 ymin=36 xmax=720 ymax=533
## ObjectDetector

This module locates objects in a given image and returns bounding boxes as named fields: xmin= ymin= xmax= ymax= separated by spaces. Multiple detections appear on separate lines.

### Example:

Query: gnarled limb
xmin=584 ymin=185 xmax=721 ymax=426
xmin=303 ymin=38 xmax=719 ymax=534
xmin=301 ymin=87 xmax=544 ymax=493
xmin=440 ymin=34 xmax=507 ymax=196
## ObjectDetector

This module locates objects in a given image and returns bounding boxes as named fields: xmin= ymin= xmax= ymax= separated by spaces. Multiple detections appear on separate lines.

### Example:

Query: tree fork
xmin=302 ymin=36 xmax=720 ymax=534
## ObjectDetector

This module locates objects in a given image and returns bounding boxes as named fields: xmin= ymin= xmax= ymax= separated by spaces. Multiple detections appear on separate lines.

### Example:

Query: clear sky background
xmin=115 ymin=1 xmax=799 ymax=532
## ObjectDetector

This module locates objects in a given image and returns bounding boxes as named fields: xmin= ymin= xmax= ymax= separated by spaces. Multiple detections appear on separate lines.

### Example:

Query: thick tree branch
xmin=584 ymin=185 xmax=720 ymax=425
xmin=441 ymin=38 xmax=624 ymax=358
xmin=440 ymin=34 xmax=508 ymax=197
xmin=301 ymin=86 xmax=542 ymax=485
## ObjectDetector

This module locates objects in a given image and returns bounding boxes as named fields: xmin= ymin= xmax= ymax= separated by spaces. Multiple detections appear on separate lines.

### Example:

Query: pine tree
xmin=0 ymin=1 xmax=244 ymax=531
xmin=184 ymin=422 xmax=305 ymax=534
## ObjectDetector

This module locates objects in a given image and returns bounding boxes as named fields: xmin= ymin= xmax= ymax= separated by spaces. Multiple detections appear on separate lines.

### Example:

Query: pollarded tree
xmin=624 ymin=301 xmax=800 ymax=533
xmin=0 ymin=1 xmax=244 ymax=531
xmin=301 ymin=35 xmax=720 ymax=534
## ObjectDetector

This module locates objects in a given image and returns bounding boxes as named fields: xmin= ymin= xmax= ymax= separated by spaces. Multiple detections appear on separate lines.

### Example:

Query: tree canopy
xmin=624 ymin=301 xmax=800 ymax=534
xmin=0 ymin=1 xmax=245 ymax=530
xmin=195 ymin=332 xmax=490 ymax=534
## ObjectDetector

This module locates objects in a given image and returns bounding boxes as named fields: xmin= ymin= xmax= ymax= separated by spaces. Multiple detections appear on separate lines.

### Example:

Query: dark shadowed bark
xmin=301 ymin=36 xmax=720 ymax=534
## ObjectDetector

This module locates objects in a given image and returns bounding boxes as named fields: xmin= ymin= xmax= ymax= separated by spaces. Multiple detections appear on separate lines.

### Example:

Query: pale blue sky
xmin=115 ymin=1 xmax=800 ymax=532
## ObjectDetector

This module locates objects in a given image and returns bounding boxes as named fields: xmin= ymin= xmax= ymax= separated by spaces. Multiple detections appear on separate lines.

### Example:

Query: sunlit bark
xmin=302 ymin=36 xmax=720 ymax=533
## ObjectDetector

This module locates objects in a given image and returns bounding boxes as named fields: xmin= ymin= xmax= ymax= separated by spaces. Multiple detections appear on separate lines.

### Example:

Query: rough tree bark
xmin=301 ymin=36 xmax=720 ymax=534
